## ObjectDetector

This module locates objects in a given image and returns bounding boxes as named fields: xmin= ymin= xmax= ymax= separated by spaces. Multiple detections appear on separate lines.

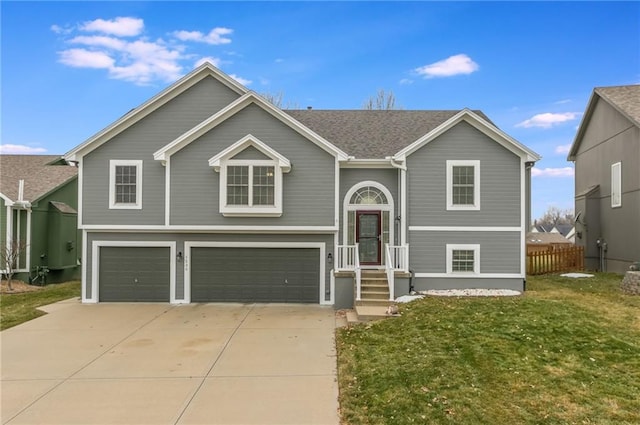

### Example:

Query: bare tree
xmin=260 ymin=91 xmax=300 ymax=110
xmin=535 ymin=206 xmax=575 ymax=230
xmin=362 ymin=89 xmax=401 ymax=110
xmin=1 ymin=239 xmax=27 ymax=291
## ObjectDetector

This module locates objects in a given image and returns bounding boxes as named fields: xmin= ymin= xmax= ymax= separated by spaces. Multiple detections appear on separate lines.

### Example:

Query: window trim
xmin=219 ymin=159 xmax=282 ymax=216
xmin=611 ymin=162 xmax=622 ymax=208
xmin=446 ymin=160 xmax=480 ymax=211
xmin=109 ymin=160 xmax=143 ymax=210
xmin=446 ymin=244 xmax=480 ymax=275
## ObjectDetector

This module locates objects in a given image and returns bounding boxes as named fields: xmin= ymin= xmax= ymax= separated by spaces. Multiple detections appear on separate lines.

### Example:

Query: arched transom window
xmin=350 ymin=186 xmax=388 ymax=205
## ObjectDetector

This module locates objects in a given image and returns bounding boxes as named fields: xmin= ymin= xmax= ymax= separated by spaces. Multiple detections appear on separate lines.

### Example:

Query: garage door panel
xmin=99 ymin=247 xmax=170 ymax=302
xmin=191 ymin=247 xmax=320 ymax=303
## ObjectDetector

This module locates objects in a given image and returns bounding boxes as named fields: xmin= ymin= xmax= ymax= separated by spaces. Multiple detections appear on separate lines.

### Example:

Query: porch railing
xmin=388 ymin=244 xmax=409 ymax=272
xmin=336 ymin=244 xmax=358 ymax=270
xmin=384 ymin=244 xmax=395 ymax=301
xmin=354 ymin=244 xmax=362 ymax=301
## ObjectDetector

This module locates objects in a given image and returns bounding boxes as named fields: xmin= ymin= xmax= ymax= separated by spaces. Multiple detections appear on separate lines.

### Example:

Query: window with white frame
xmin=446 ymin=160 xmax=480 ymax=210
xmin=109 ymin=160 xmax=142 ymax=209
xmin=446 ymin=244 xmax=480 ymax=274
xmin=209 ymin=135 xmax=290 ymax=217
xmin=611 ymin=162 xmax=622 ymax=208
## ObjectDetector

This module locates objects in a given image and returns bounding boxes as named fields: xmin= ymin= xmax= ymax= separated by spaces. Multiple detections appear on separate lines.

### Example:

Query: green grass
xmin=0 ymin=281 xmax=81 ymax=331
xmin=337 ymin=274 xmax=640 ymax=424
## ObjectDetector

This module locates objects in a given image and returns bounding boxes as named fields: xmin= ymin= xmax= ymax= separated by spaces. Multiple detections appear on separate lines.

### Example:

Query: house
xmin=63 ymin=63 xmax=540 ymax=308
xmin=568 ymin=85 xmax=640 ymax=273
xmin=0 ymin=155 xmax=80 ymax=284
xmin=526 ymin=231 xmax=573 ymax=253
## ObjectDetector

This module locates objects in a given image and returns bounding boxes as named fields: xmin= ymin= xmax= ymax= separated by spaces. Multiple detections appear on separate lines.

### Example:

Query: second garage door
xmin=190 ymin=247 xmax=320 ymax=303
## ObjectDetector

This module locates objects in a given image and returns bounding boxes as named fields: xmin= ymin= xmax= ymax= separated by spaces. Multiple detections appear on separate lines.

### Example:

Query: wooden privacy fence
xmin=527 ymin=245 xmax=584 ymax=275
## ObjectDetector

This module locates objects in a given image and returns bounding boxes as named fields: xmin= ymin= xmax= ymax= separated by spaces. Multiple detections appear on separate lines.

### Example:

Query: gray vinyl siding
xmin=84 ymin=232 xmax=335 ymax=303
xmin=82 ymin=76 xmax=241 ymax=225
xmin=407 ymin=121 xmax=522 ymax=227
xmin=338 ymin=168 xmax=399 ymax=244
xmin=409 ymin=230 xmax=521 ymax=274
xmin=170 ymin=104 xmax=336 ymax=226
xmin=573 ymin=98 xmax=640 ymax=273
xmin=230 ymin=145 xmax=271 ymax=160
xmin=411 ymin=277 xmax=524 ymax=292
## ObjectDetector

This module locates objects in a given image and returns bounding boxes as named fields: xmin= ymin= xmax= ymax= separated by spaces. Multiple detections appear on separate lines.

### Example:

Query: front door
xmin=356 ymin=211 xmax=381 ymax=265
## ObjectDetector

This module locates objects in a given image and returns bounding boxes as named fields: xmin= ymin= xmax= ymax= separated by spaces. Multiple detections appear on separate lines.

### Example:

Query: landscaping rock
xmin=621 ymin=271 xmax=640 ymax=295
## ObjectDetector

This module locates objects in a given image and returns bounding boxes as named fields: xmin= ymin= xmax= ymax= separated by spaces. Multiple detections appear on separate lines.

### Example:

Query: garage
xmin=99 ymin=246 xmax=171 ymax=302
xmin=190 ymin=247 xmax=320 ymax=303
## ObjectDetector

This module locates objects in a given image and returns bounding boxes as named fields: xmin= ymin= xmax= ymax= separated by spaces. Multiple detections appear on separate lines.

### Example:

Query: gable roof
xmin=288 ymin=108 xmax=539 ymax=161
xmin=64 ymin=62 xmax=247 ymax=162
xmin=0 ymin=155 xmax=77 ymax=204
xmin=568 ymin=84 xmax=640 ymax=160
xmin=526 ymin=232 xmax=572 ymax=245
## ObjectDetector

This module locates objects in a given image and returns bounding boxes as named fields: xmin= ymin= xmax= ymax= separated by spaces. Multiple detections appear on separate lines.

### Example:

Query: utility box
xmin=47 ymin=201 xmax=78 ymax=269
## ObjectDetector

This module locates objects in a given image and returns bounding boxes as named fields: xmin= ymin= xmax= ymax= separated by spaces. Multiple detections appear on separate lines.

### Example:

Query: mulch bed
xmin=1 ymin=280 xmax=44 ymax=294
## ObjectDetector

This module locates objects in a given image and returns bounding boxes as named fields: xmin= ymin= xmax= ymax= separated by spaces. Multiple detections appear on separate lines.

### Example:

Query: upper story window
xmin=109 ymin=160 xmax=142 ymax=209
xmin=446 ymin=160 xmax=480 ymax=211
xmin=209 ymin=135 xmax=290 ymax=217
xmin=611 ymin=162 xmax=622 ymax=208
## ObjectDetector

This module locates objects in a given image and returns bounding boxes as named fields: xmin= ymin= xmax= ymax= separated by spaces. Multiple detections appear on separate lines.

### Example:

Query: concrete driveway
xmin=1 ymin=299 xmax=340 ymax=424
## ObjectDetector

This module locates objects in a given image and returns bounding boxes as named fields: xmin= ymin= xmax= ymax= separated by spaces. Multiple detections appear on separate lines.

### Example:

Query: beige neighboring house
xmin=526 ymin=231 xmax=573 ymax=253
xmin=568 ymin=85 xmax=640 ymax=273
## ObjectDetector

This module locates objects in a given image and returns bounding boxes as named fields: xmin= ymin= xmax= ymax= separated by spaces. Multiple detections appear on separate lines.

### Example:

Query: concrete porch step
xmin=350 ymin=305 xmax=399 ymax=322
xmin=355 ymin=298 xmax=395 ymax=307
xmin=360 ymin=291 xmax=390 ymax=300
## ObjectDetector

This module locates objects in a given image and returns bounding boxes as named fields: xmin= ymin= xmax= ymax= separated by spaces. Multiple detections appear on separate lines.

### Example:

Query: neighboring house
xmin=530 ymin=222 xmax=575 ymax=243
xmin=64 ymin=63 xmax=540 ymax=307
xmin=526 ymin=231 xmax=573 ymax=253
xmin=568 ymin=85 xmax=640 ymax=273
xmin=0 ymin=155 xmax=80 ymax=283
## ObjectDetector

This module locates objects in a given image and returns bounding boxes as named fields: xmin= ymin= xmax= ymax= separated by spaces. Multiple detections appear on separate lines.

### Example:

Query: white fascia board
xmin=567 ymin=90 xmax=599 ymax=161
xmin=65 ymin=63 xmax=247 ymax=162
xmin=154 ymin=92 xmax=349 ymax=163
xmin=340 ymin=158 xmax=396 ymax=169
xmin=79 ymin=224 xmax=338 ymax=233
xmin=208 ymin=134 xmax=291 ymax=172
xmin=395 ymin=109 xmax=541 ymax=163
xmin=0 ymin=192 xmax=14 ymax=205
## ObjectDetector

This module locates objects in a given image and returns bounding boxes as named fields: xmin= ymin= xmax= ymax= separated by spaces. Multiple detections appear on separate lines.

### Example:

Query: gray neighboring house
xmin=568 ymin=85 xmax=640 ymax=273
xmin=64 ymin=63 xmax=540 ymax=308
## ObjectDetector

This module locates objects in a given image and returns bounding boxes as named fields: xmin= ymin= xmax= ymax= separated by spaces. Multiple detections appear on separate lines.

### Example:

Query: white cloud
xmin=80 ymin=17 xmax=144 ymax=37
xmin=555 ymin=144 xmax=572 ymax=155
xmin=51 ymin=24 xmax=72 ymax=35
xmin=0 ymin=144 xmax=47 ymax=154
xmin=274 ymin=58 xmax=284 ymax=63
xmin=195 ymin=56 xmax=222 ymax=68
xmin=516 ymin=112 xmax=581 ymax=128
xmin=399 ymin=78 xmax=413 ymax=85
xmin=171 ymin=27 xmax=232 ymax=45
xmin=554 ymin=99 xmax=572 ymax=104
xmin=58 ymin=48 xmax=115 ymax=69
xmin=229 ymin=74 xmax=252 ymax=86
xmin=70 ymin=35 xmax=127 ymax=50
xmin=531 ymin=167 xmax=574 ymax=177
xmin=414 ymin=54 xmax=479 ymax=78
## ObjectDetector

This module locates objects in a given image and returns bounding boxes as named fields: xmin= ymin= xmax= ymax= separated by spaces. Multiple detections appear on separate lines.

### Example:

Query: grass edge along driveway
xmin=0 ymin=281 xmax=81 ymax=331
xmin=336 ymin=273 xmax=640 ymax=425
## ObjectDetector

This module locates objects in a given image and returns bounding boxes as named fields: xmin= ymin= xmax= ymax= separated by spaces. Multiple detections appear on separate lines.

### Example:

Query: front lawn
xmin=0 ymin=281 xmax=81 ymax=331
xmin=336 ymin=273 xmax=640 ymax=424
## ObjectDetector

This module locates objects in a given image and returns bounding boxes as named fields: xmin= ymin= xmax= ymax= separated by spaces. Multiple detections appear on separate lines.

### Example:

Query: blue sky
xmin=2 ymin=1 xmax=639 ymax=221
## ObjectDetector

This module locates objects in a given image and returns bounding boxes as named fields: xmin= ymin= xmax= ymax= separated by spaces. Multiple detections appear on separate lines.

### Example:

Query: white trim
xmin=64 ymin=62 xmax=247 ymax=162
xmin=91 ymin=240 xmax=177 ymax=304
xmin=520 ymin=160 xmax=526 ymax=277
xmin=78 ymin=160 xmax=83 ymax=226
xmin=334 ymin=157 xmax=340 ymax=230
xmin=165 ymin=157 xmax=171 ymax=225
xmin=342 ymin=181 xmax=395 ymax=249
xmin=394 ymin=109 xmax=540 ymax=162
xmin=82 ymin=229 xmax=89 ymax=302
xmin=409 ymin=226 xmax=521 ymax=232
xmin=208 ymin=134 xmax=291 ymax=172
xmin=611 ymin=161 xmax=622 ymax=208
xmin=184 ymin=241 xmax=328 ymax=305
xmin=78 ymin=224 xmax=338 ymax=233
xmin=109 ymin=160 xmax=143 ymax=209
xmin=446 ymin=160 xmax=480 ymax=211
xmin=341 ymin=158 xmax=396 ymax=169
xmin=25 ymin=209 xmax=31 ymax=272
xmin=400 ymin=168 xmax=407 ymax=246
xmin=154 ymin=92 xmax=348 ymax=162
xmin=446 ymin=244 xmax=480 ymax=275
xmin=414 ymin=272 xmax=523 ymax=279
xmin=0 ymin=192 xmax=13 ymax=205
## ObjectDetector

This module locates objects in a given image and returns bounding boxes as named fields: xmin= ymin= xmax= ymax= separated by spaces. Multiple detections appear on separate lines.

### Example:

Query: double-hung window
xmin=109 ymin=160 xmax=142 ymax=209
xmin=209 ymin=135 xmax=290 ymax=217
xmin=447 ymin=244 xmax=480 ymax=274
xmin=446 ymin=160 xmax=480 ymax=210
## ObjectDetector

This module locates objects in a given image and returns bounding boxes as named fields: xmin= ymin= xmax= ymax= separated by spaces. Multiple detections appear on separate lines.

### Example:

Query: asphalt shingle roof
xmin=286 ymin=109 xmax=492 ymax=158
xmin=0 ymin=155 xmax=77 ymax=203
xmin=595 ymin=85 xmax=640 ymax=127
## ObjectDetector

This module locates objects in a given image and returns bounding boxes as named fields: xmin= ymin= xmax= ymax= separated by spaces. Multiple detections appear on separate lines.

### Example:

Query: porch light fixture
xmin=327 ymin=253 xmax=333 ymax=264
xmin=177 ymin=251 xmax=183 ymax=262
